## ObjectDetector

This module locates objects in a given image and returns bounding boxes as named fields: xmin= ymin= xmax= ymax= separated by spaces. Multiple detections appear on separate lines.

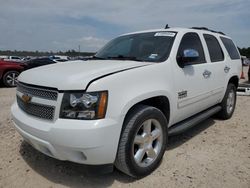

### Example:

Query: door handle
xmin=203 ymin=70 xmax=211 ymax=78
xmin=224 ymin=66 xmax=231 ymax=73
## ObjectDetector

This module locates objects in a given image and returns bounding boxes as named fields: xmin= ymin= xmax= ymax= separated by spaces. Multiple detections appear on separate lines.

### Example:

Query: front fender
xmin=120 ymin=90 xmax=173 ymax=119
xmin=87 ymin=62 xmax=176 ymax=126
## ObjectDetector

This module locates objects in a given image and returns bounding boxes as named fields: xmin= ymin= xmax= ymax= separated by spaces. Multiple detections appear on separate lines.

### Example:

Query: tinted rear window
xmin=204 ymin=34 xmax=224 ymax=62
xmin=220 ymin=37 xmax=240 ymax=60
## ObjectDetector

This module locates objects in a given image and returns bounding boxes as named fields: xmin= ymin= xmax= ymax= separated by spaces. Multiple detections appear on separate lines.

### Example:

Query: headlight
xmin=60 ymin=91 xmax=108 ymax=120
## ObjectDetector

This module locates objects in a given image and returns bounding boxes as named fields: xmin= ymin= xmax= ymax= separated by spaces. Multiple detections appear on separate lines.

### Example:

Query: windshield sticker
xmin=154 ymin=32 xmax=176 ymax=37
xmin=149 ymin=54 xmax=158 ymax=59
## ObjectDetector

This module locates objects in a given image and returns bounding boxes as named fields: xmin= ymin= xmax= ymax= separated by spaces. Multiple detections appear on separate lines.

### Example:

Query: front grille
xmin=17 ymin=96 xmax=55 ymax=120
xmin=17 ymin=82 xmax=58 ymax=101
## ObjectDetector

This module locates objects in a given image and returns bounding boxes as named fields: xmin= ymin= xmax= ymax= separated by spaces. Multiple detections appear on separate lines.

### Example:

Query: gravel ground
xmin=0 ymin=69 xmax=250 ymax=188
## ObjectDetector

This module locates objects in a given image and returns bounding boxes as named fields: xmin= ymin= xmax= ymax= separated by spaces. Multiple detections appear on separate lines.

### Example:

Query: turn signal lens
xmin=97 ymin=92 xmax=108 ymax=118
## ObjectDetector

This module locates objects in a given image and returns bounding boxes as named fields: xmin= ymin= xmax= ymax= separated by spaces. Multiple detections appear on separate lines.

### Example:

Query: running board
xmin=168 ymin=106 xmax=222 ymax=136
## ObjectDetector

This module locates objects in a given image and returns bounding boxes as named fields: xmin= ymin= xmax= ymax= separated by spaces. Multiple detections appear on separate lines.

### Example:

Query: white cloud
xmin=78 ymin=37 xmax=108 ymax=50
xmin=0 ymin=0 xmax=249 ymax=51
xmin=52 ymin=36 xmax=108 ymax=52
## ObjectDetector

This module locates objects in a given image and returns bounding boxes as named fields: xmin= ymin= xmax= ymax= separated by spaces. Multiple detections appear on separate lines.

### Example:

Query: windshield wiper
xmin=107 ymin=55 xmax=143 ymax=62
xmin=91 ymin=55 xmax=107 ymax=60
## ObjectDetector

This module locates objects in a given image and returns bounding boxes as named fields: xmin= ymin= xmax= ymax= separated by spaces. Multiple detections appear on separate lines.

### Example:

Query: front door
xmin=172 ymin=32 xmax=214 ymax=124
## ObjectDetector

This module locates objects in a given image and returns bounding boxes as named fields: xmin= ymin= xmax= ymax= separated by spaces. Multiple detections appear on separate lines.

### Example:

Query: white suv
xmin=11 ymin=27 xmax=241 ymax=177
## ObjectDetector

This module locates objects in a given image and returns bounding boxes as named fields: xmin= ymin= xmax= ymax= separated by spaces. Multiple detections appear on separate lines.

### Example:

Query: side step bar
xmin=168 ymin=106 xmax=222 ymax=136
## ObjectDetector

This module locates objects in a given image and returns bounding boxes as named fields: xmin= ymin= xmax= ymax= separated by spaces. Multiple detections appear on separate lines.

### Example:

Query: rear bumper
xmin=11 ymin=102 xmax=122 ymax=165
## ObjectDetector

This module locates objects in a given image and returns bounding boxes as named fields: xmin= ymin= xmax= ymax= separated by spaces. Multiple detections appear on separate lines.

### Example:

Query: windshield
xmin=95 ymin=31 xmax=176 ymax=62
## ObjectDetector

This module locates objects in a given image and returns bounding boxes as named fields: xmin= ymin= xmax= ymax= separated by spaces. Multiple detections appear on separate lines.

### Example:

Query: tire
xmin=115 ymin=105 xmax=167 ymax=178
xmin=3 ymin=71 xmax=20 ymax=87
xmin=217 ymin=83 xmax=237 ymax=120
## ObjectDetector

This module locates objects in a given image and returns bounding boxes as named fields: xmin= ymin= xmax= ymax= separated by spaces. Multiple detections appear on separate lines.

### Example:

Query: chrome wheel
xmin=115 ymin=105 xmax=167 ymax=177
xmin=133 ymin=119 xmax=163 ymax=167
xmin=226 ymin=89 xmax=235 ymax=114
xmin=5 ymin=72 xmax=19 ymax=87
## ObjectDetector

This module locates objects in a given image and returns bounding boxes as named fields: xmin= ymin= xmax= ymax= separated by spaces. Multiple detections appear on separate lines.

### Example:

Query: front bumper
xmin=11 ymin=102 xmax=122 ymax=165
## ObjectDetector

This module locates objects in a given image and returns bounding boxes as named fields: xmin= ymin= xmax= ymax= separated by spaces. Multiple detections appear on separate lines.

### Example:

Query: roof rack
xmin=191 ymin=27 xmax=226 ymax=35
xmin=165 ymin=24 xmax=170 ymax=29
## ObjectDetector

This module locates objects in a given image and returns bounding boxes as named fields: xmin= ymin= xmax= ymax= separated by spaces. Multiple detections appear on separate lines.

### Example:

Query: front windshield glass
xmin=95 ymin=31 xmax=176 ymax=62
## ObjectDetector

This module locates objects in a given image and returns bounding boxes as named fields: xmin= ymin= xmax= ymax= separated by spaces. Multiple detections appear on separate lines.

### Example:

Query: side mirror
xmin=177 ymin=49 xmax=199 ymax=68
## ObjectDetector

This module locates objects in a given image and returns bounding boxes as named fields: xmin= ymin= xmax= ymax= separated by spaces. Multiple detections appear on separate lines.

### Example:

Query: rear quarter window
xmin=220 ymin=37 xmax=240 ymax=60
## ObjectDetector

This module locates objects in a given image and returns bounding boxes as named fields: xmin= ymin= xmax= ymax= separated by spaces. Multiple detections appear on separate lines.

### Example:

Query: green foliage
xmin=0 ymin=50 xmax=95 ymax=57
xmin=239 ymin=47 xmax=250 ymax=58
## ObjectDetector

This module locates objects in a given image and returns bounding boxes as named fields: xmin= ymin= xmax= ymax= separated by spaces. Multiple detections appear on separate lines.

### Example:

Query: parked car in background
xmin=49 ymin=55 xmax=69 ymax=61
xmin=24 ymin=56 xmax=71 ymax=70
xmin=2 ymin=56 xmax=24 ymax=63
xmin=0 ymin=55 xmax=8 ymax=60
xmin=71 ymin=56 xmax=93 ymax=61
xmin=0 ymin=60 xmax=26 ymax=87
xmin=241 ymin=56 xmax=250 ymax=66
xmin=49 ymin=55 xmax=69 ymax=63
xmin=24 ymin=57 xmax=56 ymax=70
xmin=21 ymin=57 xmax=32 ymax=61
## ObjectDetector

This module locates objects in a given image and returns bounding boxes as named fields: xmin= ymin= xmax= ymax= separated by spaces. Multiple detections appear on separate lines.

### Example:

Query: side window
xmin=12 ymin=57 xmax=20 ymax=60
xmin=177 ymin=32 xmax=206 ymax=64
xmin=220 ymin=37 xmax=240 ymax=60
xmin=204 ymin=34 xmax=224 ymax=62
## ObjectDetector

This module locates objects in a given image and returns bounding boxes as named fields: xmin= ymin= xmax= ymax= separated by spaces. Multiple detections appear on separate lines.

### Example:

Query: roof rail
xmin=191 ymin=27 xmax=225 ymax=35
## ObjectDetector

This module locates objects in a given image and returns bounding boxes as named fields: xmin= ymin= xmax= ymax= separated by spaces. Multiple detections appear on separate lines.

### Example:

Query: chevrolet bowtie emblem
xmin=21 ymin=94 xmax=32 ymax=103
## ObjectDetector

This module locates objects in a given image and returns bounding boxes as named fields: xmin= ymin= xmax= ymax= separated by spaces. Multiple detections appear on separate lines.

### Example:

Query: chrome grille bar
xmin=17 ymin=82 xmax=58 ymax=101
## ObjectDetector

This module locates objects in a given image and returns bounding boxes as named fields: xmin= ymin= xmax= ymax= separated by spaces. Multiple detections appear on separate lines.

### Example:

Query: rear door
xmin=219 ymin=36 xmax=242 ymax=85
xmin=201 ymin=33 xmax=227 ymax=104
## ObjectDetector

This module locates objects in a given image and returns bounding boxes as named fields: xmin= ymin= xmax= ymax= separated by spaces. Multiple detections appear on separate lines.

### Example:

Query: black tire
xmin=3 ymin=71 xmax=19 ymax=87
xmin=217 ymin=83 xmax=237 ymax=120
xmin=115 ymin=105 xmax=167 ymax=178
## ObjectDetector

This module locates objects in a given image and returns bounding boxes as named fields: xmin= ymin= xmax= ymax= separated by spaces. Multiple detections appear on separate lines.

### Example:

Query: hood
xmin=18 ymin=60 xmax=151 ymax=90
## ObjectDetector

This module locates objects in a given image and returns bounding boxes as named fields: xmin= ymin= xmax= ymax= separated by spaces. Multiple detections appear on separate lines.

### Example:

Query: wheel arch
xmin=228 ymin=75 xmax=239 ymax=88
xmin=2 ymin=69 xmax=21 ymax=77
xmin=122 ymin=95 xmax=171 ymax=130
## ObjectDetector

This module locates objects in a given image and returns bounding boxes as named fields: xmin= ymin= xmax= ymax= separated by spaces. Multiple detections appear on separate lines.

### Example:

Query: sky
xmin=0 ymin=0 xmax=249 ymax=52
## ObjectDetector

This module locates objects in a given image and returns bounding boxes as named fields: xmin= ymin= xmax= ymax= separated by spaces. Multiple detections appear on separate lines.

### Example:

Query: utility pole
xmin=78 ymin=45 xmax=81 ymax=58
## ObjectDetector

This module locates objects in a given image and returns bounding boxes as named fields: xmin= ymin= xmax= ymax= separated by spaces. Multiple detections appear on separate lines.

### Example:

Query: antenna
xmin=165 ymin=24 xmax=169 ymax=29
